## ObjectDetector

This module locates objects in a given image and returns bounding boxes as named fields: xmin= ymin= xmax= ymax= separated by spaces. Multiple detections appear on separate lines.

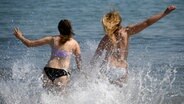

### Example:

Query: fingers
xmin=13 ymin=27 xmax=23 ymax=39
xmin=14 ymin=27 xmax=20 ymax=32
xmin=14 ymin=27 xmax=22 ymax=34
xmin=168 ymin=5 xmax=176 ymax=11
xmin=164 ymin=5 xmax=176 ymax=14
xmin=13 ymin=27 xmax=18 ymax=35
xmin=13 ymin=28 xmax=17 ymax=35
xmin=13 ymin=27 xmax=18 ymax=34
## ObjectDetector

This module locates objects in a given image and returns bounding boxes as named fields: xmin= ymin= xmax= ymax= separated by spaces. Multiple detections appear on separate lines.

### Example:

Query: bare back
xmin=46 ymin=36 xmax=80 ymax=70
xmin=100 ymin=27 xmax=129 ymax=68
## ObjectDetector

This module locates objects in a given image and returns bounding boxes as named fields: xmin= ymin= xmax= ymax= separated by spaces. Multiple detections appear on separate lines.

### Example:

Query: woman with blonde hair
xmin=91 ymin=5 xmax=176 ymax=86
xmin=13 ymin=19 xmax=82 ymax=89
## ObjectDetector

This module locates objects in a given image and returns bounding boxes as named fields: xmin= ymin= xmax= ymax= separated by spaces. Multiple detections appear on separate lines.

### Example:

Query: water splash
xmin=0 ymin=40 xmax=183 ymax=104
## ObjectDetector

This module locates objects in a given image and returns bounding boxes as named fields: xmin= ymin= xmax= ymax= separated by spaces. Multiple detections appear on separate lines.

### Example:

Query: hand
xmin=164 ymin=5 xmax=176 ymax=14
xmin=13 ymin=27 xmax=23 ymax=39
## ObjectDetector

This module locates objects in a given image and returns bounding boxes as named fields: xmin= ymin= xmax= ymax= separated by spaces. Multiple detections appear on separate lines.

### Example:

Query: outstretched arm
xmin=127 ymin=5 xmax=176 ymax=36
xmin=13 ymin=27 xmax=53 ymax=47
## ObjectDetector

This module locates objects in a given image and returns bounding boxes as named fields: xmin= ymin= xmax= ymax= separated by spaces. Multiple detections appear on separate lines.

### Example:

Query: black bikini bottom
xmin=44 ymin=67 xmax=70 ymax=82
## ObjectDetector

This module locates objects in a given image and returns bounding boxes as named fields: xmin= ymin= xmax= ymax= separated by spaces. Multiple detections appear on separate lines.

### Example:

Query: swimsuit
xmin=44 ymin=67 xmax=70 ymax=82
xmin=53 ymin=48 xmax=72 ymax=58
xmin=44 ymin=48 xmax=71 ymax=82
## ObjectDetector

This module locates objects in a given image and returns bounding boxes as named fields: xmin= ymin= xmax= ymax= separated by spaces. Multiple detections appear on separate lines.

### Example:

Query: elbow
xmin=24 ymin=41 xmax=33 ymax=47
xmin=145 ymin=20 xmax=151 ymax=27
xmin=147 ymin=22 xmax=151 ymax=27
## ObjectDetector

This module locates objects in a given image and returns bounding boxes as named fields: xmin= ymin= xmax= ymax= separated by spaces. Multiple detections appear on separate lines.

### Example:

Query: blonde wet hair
xmin=102 ymin=11 xmax=122 ymax=44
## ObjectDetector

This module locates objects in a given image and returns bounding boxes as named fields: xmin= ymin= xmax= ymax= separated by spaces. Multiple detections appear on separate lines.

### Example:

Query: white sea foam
xmin=0 ymin=41 xmax=182 ymax=104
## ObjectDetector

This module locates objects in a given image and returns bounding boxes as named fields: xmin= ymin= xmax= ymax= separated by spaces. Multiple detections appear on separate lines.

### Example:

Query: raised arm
xmin=127 ymin=5 xmax=176 ymax=36
xmin=13 ymin=27 xmax=53 ymax=47
xmin=73 ymin=41 xmax=82 ymax=71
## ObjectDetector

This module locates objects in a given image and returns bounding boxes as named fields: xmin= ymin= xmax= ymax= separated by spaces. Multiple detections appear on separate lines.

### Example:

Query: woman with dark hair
xmin=13 ymin=19 xmax=82 ymax=89
xmin=91 ymin=5 xmax=176 ymax=86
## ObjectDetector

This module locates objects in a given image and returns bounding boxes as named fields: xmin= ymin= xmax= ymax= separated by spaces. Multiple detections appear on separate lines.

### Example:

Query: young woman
xmin=13 ymin=19 xmax=82 ymax=89
xmin=91 ymin=5 xmax=176 ymax=86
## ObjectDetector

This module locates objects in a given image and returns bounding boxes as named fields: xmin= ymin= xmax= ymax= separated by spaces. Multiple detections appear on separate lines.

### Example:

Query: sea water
xmin=0 ymin=0 xmax=184 ymax=104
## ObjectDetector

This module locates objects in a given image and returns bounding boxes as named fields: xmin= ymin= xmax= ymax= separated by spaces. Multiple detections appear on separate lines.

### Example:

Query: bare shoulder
xmin=126 ymin=25 xmax=135 ymax=36
xmin=70 ymin=38 xmax=80 ymax=53
xmin=48 ymin=35 xmax=59 ymax=42
xmin=70 ymin=38 xmax=80 ymax=49
xmin=119 ymin=27 xmax=129 ymax=37
xmin=52 ymin=35 xmax=60 ymax=40
xmin=40 ymin=35 xmax=55 ymax=43
xmin=102 ymin=35 xmax=109 ymax=42
xmin=70 ymin=38 xmax=79 ymax=44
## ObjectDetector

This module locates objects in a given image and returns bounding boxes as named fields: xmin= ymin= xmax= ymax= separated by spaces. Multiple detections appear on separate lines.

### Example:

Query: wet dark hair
xmin=58 ymin=19 xmax=74 ymax=44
